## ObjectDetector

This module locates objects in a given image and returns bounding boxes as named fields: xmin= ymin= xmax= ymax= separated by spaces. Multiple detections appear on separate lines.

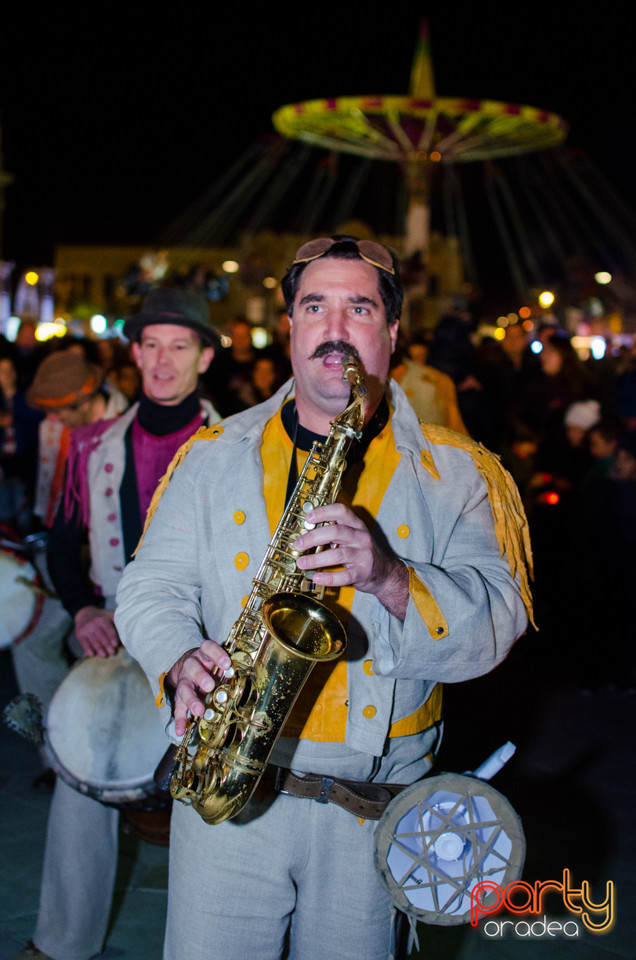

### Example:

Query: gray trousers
xmin=33 ymin=778 xmax=119 ymax=960
xmin=11 ymin=596 xmax=72 ymax=708
xmin=11 ymin=595 xmax=72 ymax=770
xmin=165 ymin=790 xmax=396 ymax=960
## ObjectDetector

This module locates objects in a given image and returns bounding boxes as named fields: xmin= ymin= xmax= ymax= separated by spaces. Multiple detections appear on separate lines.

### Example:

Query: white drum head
xmin=0 ymin=550 xmax=38 ymax=647
xmin=374 ymin=773 xmax=525 ymax=925
xmin=47 ymin=647 xmax=168 ymax=806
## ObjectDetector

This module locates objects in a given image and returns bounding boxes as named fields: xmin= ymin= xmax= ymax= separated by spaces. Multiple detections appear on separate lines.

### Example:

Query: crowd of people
xmin=0 ymin=325 xmax=139 ymax=534
xmin=2 ymin=298 xmax=634 ymax=684
xmin=1 ymin=240 xmax=632 ymax=959
xmin=393 ymin=315 xmax=636 ymax=693
xmin=2 ymin=297 xmax=634 ymax=668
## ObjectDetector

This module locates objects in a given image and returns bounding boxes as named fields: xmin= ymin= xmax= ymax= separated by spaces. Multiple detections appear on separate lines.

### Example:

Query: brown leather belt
xmin=266 ymin=765 xmax=405 ymax=820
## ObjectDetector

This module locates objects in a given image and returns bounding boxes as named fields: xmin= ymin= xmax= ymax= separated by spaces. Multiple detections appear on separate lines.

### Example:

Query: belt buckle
xmin=316 ymin=775 xmax=335 ymax=804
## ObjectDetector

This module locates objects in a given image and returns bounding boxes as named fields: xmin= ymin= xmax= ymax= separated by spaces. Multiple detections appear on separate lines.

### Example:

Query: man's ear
xmin=198 ymin=346 xmax=215 ymax=374
xmin=389 ymin=320 xmax=399 ymax=353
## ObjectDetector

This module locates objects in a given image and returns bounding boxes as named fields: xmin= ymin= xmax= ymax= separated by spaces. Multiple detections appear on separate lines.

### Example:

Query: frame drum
xmin=47 ymin=647 xmax=169 ymax=809
xmin=374 ymin=773 xmax=525 ymax=925
xmin=0 ymin=548 xmax=39 ymax=648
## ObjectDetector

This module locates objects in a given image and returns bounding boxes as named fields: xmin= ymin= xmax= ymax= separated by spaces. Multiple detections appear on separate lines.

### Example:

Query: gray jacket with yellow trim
xmin=115 ymin=379 xmax=528 ymax=779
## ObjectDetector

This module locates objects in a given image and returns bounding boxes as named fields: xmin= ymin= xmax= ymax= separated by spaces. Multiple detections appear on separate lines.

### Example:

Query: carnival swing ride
xmin=272 ymin=22 xmax=569 ymax=316
xmin=160 ymin=23 xmax=636 ymax=322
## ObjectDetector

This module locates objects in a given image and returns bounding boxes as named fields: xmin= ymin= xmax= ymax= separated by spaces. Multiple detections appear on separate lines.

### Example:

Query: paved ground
xmin=1 ymin=628 xmax=634 ymax=960
xmin=0 ymin=648 xmax=168 ymax=960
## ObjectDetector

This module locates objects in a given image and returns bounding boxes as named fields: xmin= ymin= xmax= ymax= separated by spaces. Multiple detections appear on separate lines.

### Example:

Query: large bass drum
xmin=47 ymin=647 xmax=169 ymax=811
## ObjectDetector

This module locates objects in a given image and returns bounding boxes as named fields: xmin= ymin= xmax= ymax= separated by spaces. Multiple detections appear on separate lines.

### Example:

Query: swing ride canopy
xmin=272 ymin=93 xmax=568 ymax=164
xmin=272 ymin=24 xmax=568 ymax=165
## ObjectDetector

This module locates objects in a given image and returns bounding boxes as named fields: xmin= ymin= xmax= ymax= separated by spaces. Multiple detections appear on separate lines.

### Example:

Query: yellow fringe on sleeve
xmin=420 ymin=423 xmax=536 ymax=629
xmin=155 ymin=671 xmax=168 ymax=708
xmin=133 ymin=423 xmax=225 ymax=555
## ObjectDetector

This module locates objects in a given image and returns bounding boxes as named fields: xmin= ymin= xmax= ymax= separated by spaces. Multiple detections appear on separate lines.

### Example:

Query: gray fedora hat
xmin=123 ymin=289 xmax=221 ymax=351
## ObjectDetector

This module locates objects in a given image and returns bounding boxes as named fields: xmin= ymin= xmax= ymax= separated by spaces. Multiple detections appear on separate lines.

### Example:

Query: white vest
xmin=85 ymin=400 xmax=217 ymax=602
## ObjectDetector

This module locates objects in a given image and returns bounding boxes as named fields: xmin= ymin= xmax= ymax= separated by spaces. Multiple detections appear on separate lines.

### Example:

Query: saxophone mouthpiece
xmin=341 ymin=355 xmax=358 ymax=379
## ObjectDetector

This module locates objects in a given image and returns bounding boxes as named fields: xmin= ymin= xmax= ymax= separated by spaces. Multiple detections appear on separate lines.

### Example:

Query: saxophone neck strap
xmin=281 ymin=396 xmax=390 ymax=507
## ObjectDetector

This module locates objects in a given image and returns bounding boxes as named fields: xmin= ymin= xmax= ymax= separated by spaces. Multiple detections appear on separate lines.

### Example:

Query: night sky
xmin=2 ymin=4 xmax=634 ymax=277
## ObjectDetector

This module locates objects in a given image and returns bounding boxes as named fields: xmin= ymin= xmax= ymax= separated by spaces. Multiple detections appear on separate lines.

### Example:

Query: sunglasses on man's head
xmin=293 ymin=238 xmax=395 ymax=276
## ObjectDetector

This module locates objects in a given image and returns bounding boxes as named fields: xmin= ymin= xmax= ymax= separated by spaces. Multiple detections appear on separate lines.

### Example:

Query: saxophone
xmin=170 ymin=356 xmax=367 ymax=824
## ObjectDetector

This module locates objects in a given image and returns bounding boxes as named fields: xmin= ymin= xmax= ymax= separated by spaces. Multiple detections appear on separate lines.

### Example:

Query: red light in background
xmin=536 ymin=490 xmax=560 ymax=506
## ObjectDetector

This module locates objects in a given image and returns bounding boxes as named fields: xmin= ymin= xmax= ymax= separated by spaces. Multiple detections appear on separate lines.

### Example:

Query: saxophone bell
xmin=172 ymin=592 xmax=346 ymax=824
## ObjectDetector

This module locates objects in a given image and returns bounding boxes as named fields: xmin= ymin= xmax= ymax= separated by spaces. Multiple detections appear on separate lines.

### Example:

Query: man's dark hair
xmin=281 ymin=236 xmax=403 ymax=323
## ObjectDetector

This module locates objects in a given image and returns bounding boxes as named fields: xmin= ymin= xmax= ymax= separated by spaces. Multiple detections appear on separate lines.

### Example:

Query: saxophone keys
xmin=286 ymin=534 xmax=303 ymax=559
xmin=300 ymin=499 xmax=319 ymax=529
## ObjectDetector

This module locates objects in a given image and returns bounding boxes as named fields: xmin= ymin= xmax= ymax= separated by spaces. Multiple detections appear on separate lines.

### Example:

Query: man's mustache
xmin=309 ymin=340 xmax=361 ymax=362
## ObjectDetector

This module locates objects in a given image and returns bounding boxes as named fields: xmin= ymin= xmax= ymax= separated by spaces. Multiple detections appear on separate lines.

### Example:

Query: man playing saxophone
xmin=115 ymin=236 xmax=532 ymax=960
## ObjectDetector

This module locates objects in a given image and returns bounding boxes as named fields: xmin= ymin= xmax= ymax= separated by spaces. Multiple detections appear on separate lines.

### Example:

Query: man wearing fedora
xmin=15 ymin=289 xmax=219 ymax=960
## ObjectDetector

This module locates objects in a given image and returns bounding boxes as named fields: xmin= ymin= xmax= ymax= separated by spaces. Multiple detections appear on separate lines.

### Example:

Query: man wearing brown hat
xmin=16 ymin=289 xmax=219 ymax=960
xmin=28 ymin=352 xmax=114 ymax=429
xmin=11 ymin=353 xmax=128 ymax=781
xmin=28 ymin=352 xmax=128 ymax=527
